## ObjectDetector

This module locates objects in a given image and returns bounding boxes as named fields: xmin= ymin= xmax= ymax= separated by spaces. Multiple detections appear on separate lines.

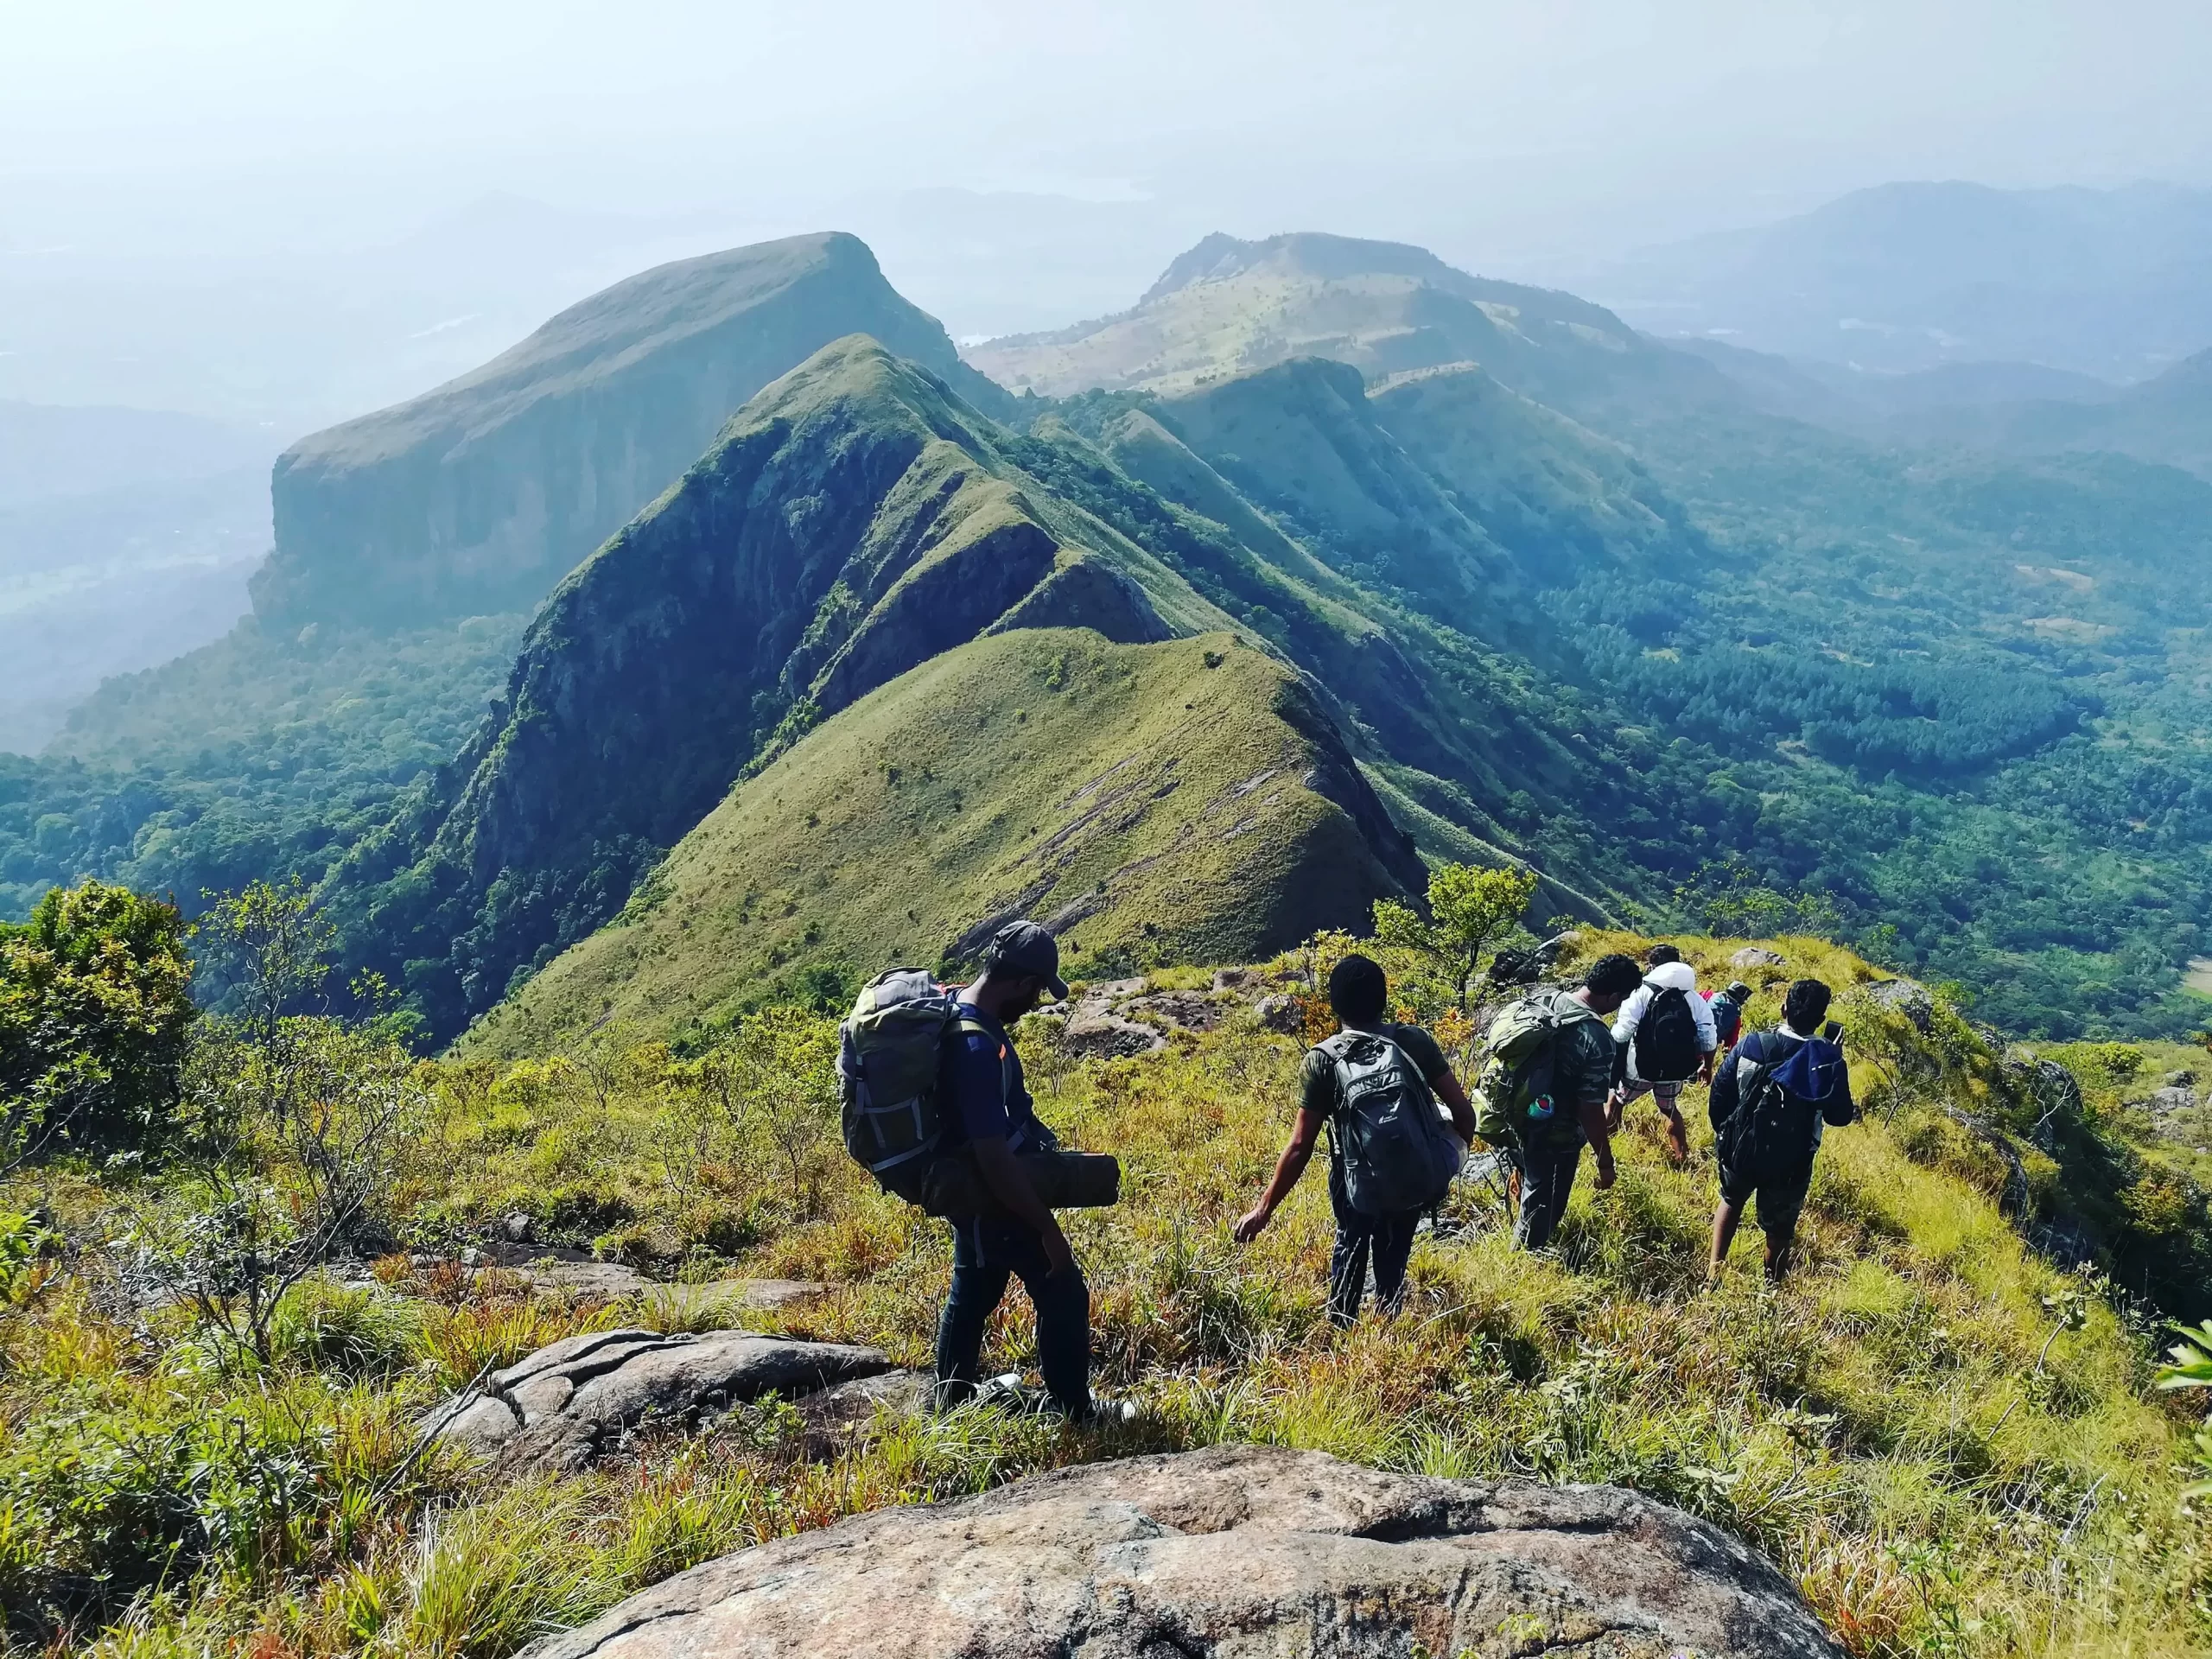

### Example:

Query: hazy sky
xmin=5 ymin=0 xmax=2212 ymax=425
xmin=10 ymin=0 xmax=2211 ymax=260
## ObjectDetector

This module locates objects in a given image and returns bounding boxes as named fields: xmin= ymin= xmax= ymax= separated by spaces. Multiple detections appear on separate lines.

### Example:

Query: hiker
xmin=1707 ymin=979 xmax=1753 ymax=1056
xmin=931 ymin=922 xmax=1096 ymax=1417
xmin=1707 ymin=977 xmax=1855 ymax=1282
xmin=1607 ymin=944 xmax=1710 ymax=1165
xmin=1233 ymin=954 xmax=1476 ymax=1325
xmin=1475 ymin=952 xmax=1644 ymax=1250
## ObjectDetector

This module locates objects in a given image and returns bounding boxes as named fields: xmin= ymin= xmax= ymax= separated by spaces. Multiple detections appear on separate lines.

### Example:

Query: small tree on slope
xmin=1373 ymin=862 xmax=1540 ymax=1013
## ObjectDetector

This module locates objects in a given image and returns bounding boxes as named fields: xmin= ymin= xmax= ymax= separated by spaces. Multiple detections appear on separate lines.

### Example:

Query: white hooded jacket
xmin=1611 ymin=960 xmax=1717 ymax=1084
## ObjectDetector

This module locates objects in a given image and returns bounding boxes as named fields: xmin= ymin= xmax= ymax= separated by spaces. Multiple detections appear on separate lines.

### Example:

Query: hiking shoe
xmin=969 ymin=1372 xmax=1043 ymax=1414
xmin=1077 ymin=1395 xmax=1140 ymax=1427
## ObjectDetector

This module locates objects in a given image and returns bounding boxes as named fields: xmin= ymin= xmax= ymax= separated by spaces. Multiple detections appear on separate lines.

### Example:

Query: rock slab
xmin=521 ymin=1443 xmax=1842 ymax=1658
xmin=436 ymin=1328 xmax=891 ymax=1471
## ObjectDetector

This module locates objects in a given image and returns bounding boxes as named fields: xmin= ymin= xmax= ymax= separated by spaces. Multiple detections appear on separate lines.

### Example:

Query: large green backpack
xmin=1471 ymin=991 xmax=1592 ymax=1147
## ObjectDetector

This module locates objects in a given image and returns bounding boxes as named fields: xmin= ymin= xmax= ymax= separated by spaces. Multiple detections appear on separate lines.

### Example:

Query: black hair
xmin=1328 ymin=953 xmax=1389 ymax=1024
xmin=1582 ymin=953 xmax=1644 ymax=1000
xmin=1646 ymin=943 xmax=1681 ymax=965
xmin=1783 ymin=978 xmax=1833 ymax=1030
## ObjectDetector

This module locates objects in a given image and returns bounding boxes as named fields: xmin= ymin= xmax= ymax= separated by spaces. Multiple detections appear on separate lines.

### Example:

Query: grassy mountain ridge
xmin=14 ymin=227 xmax=2212 ymax=1040
xmin=467 ymin=628 xmax=1422 ymax=1054
xmin=321 ymin=337 xmax=1256 ymax=1036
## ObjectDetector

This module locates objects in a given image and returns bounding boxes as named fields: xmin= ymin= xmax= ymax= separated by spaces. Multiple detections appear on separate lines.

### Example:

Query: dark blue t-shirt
xmin=938 ymin=1000 xmax=1044 ymax=1153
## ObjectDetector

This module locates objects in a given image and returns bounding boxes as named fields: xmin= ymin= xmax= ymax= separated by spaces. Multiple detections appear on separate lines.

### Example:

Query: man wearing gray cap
xmin=931 ymin=921 xmax=1095 ymax=1418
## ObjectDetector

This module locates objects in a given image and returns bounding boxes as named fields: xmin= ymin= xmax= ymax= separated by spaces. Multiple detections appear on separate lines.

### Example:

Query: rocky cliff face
xmin=256 ymin=233 xmax=1001 ymax=627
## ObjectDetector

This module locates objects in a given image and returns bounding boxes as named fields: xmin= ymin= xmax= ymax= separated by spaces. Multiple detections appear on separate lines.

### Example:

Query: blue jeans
xmin=1327 ymin=1160 xmax=1420 ymax=1325
xmin=934 ymin=1217 xmax=1092 ymax=1416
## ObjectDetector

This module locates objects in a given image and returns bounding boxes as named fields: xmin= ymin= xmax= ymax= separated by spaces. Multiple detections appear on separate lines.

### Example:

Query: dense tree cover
xmin=0 ymin=613 xmax=524 ymax=920
xmin=9 ymin=370 xmax=2212 ymax=1043
xmin=0 ymin=880 xmax=194 ymax=1162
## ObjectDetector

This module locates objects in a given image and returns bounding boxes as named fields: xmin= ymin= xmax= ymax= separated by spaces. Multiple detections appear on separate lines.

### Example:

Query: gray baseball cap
xmin=986 ymin=919 xmax=1068 ymax=1000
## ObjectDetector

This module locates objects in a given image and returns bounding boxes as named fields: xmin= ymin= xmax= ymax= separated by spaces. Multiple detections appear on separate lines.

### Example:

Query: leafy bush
xmin=0 ymin=881 xmax=194 ymax=1166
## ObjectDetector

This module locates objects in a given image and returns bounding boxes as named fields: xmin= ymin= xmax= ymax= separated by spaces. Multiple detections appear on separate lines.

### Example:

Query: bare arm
xmin=1433 ymin=1071 xmax=1477 ymax=1142
xmin=970 ymin=1136 xmax=1074 ymax=1274
xmin=1234 ymin=1106 xmax=1326 ymax=1242
xmin=1577 ymin=1096 xmax=1617 ymax=1185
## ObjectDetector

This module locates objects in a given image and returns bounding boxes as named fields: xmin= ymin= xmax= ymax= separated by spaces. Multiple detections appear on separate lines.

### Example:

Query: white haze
xmin=3 ymin=0 xmax=2210 ymax=429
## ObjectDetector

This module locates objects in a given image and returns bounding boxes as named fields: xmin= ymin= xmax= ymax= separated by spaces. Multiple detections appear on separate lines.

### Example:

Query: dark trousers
xmin=1327 ymin=1160 xmax=1421 ymax=1325
xmin=1513 ymin=1138 xmax=1583 ymax=1250
xmin=934 ymin=1217 xmax=1092 ymax=1415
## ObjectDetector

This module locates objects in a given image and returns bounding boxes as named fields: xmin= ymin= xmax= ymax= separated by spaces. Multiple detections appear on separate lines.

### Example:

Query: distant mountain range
xmin=0 ymin=403 xmax=276 ymax=752
xmin=15 ymin=221 xmax=2212 ymax=1043
xmin=1583 ymin=180 xmax=2212 ymax=382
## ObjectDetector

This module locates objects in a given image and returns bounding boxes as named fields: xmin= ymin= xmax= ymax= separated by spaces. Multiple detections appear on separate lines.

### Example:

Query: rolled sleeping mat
xmin=922 ymin=1148 xmax=1122 ymax=1220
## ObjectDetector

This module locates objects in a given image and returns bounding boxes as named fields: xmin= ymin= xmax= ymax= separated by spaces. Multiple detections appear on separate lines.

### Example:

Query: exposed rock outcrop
xmin=523 ymin=1444 xmax=1842 ymax=1658
xmin=1864 ymin=977 xmax=1936 ymax=1032
xmin=435 ymin=1328 xmax=890 ymax=1472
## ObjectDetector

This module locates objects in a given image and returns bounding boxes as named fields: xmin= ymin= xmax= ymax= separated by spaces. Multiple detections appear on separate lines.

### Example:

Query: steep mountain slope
xmin=322 ymin=337 xmax=1260 ymax=1029
xmin=467 ymin=629 xmax=1420 ymax=1052
xmin=1134 ymin=354 xmax=1691 ymax=609
xmin=967 ymin=232 xmax=1722 ymax=416
xmin=257 ymin=232 xmax=1006 ymax=628
xmin=1586 ymin=181 xmax=2212 ymax=379
xmin=327 ymin=328 xmax=1720 ymax=1041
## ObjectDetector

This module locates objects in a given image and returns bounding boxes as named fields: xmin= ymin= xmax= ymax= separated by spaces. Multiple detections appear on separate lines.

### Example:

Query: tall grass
xmin=8 ymin=944 xmax=2210 ymax=1656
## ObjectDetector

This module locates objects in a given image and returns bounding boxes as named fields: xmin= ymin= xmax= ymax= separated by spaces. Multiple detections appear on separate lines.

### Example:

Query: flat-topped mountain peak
xmin=256 ymin=232 xmax=1001 ymax=629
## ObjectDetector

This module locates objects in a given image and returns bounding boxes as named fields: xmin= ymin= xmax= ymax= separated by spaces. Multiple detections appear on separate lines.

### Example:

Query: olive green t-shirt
xmin=1299 ymin=1022 xmax=1453 ymax=1122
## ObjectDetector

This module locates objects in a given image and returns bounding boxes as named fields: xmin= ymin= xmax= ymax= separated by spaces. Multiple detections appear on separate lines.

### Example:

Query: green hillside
xmin=14 ymin=229 xmax=2212 ymax=1043
xmin=467 ymin=629 xmax=1421 ymax=1054
xmin=1 ymin=613 xmax=527 ymax=917
xmin=969 ymin=231 xmax=1719 ymax=415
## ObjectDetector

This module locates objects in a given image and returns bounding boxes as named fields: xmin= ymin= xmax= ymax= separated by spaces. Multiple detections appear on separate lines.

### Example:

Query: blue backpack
xmin=1715 ymin=1033 xmax=1847 ymax=1179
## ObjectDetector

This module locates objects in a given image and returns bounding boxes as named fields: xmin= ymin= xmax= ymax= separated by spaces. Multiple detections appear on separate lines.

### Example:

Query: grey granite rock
xmin=521 ymin=1443 xmax=1842 ymax=1658
xmin=1864 ymin=977 xmax=1936 ymax=1032
xmin=435 ymin=1328 xmax=891 ymax=1471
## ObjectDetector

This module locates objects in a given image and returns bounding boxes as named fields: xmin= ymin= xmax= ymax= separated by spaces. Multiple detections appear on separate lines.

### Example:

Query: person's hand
xmin=1232 ymin=1205 xmax=1271 ymax=1244
xmin=1603 ymin=1092 xmax=1624 ymax=1133
xmin=1663 ymin=1114 xmax=1691 ymax=1166
xmin=1040 ymin=1220 xmax=1077 ymax=1278
xmin=1591 ymin=1154 xmax=1618 ymax=1191
xmin=1700 ymin=1054 xmax=1716 ymax=1085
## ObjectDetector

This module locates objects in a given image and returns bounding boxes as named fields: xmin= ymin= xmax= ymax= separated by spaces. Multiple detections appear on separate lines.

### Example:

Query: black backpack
xmin=1632 ymin=984 xmax=1702 ymax=1083
xmin=1713 ymin=1034 xmax=1845 ymax=1180
xmin=1319 ymin=1031 xmax=1464 ymax=1217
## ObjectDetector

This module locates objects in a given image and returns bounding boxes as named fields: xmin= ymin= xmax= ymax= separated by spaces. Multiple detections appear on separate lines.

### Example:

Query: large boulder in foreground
xmin=435 ymin=1328 xmax=891 ymax=1471
xmin=524 ymin=1444 xmax=1841 ymax=1658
